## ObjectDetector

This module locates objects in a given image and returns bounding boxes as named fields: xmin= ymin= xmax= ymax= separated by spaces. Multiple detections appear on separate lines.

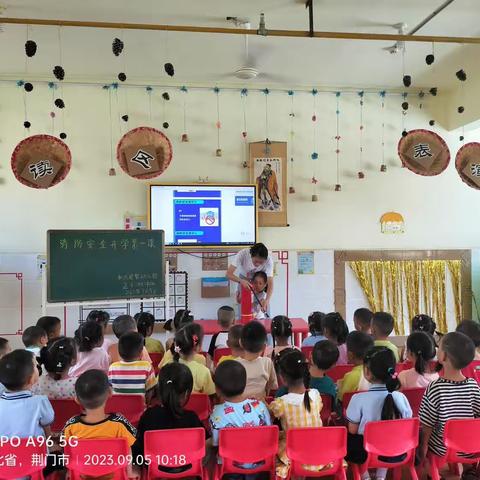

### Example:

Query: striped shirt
xmin=108 ymin=360 xmax=157 ymax=395
xmin=419 ymin=377 xmax=480 ymax=456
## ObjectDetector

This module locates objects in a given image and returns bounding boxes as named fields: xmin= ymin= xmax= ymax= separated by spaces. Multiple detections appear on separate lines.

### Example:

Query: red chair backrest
xmin=320 ymin=394 xmax=333 ymax=425
xmin=341 ymin=390 xmax=360 ymax=414
xmin=462 ymin=361 xmax=480 ymax=380
xmin=301 ymin=346 xmax=313 ymax=361
xmin=144 ymin=427 xmax=205 ymax=479
xmin=213 ymin=347 xmax=232 ymax=366
xmin=50 ymin=398 xmax=83 ymax=432
xmin=0 ymin=438 xmax=46 ymax=480
xmin=328 ymin=364 xmax=355 ymax=382
xmin=184 ymin=393 xmax=211 ymax=422
xmin=444 ymin=418 xmax=480 ymax=462
xmin=65 ymin=438 xmax=129 ymax=480
xmin=401 ymin=387 xmax=425 ymax=417
xmin=149 ymin=353 xmax=164 ymax=374
xmin=105 ymin=394 xmax=145 ymax=426
xmin=287 ymin=427 xmax=347 ymax=477
xmin=218 ymin=426 xmax=279 ymax=475
xmin=364 ymin=418 xmax=419 ymax=462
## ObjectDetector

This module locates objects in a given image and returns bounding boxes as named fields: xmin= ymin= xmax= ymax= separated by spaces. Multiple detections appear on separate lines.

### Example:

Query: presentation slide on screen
xmin=150 ymin=185 xmax=256 ymax=246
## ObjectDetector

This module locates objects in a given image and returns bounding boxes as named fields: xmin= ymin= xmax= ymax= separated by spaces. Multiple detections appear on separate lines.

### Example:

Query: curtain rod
xmin=1 ymin=17 xmax=480 ymax=44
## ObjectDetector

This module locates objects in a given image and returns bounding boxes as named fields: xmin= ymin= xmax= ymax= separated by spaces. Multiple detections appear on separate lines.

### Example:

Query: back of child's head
xmin=308 ymin=311 xmax=325 ymax=336
xmin=172 ymin=323 xmax=204 ymax=361
xmin=135 ymin=312 xmax=155 ymax=338
xmin=22 ymin=326 xmax=47 ymax=348
xmin=271 ymin=315 xmax=292 ymax=347
xmin=168 ymin=309 xmax=193 ymax=332
xmin=354 ymin=308 xmax=373 ymax=331
xmin=278 ymin=349 xmax=311 ymax=412
xmin=346 ymin=331 xmax=374 ymax=361
xmin=0 ymin=349 xmax=35 ymax=391
xmin=456 ymin=320 xmax=480 ymax=348
xmin=39 ymin=336 xmax=77 ymax=380
xmin=323 ymin=312 xmax=349 ymax=345
xmin=241 ymin=320 xmax=267 ymax=354
xmin=86 ymin=310 xmax=110 ymax=329
xmin=406 ymin=331 xmax=436 ymax=375
xmin=364 ymin=346 xmax=401 ymax=420
xmin=372 ymin=312 xmax=395 ymax=338
xmin=75 ymin=369 xmax=110 ymax=409
xmin=411 ymin=314 xmax=437 ymax=335
xmin=0 ymin=338 xmax=9 ymax=358
xmin=312 ymin=340 xmax=339 ymax=370
xmin=227 ymin=324 xmax=243 ymax=350
xmin=440 ymin=331 xmax=475 ymax=370
xmin=112 ymin=315 xmax=136 ymax=339
xmin=217 ymin=306 xmax=235 ymax=329
xmin=158 ymin=362 xmax=194 ymax=417
xmin=75 ymin=321 xmax=103 ymax=352
xmin=214 ymin=359 xmax=246 ymax=398
xmin=36 ymin=316 xmax=61 ymax=339
xmin=118 ymin=332 xmax=145 ymax=362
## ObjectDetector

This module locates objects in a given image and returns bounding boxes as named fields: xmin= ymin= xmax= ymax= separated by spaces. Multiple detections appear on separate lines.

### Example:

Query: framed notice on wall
xmin=249 ymin=141 xmax=288 ymax=227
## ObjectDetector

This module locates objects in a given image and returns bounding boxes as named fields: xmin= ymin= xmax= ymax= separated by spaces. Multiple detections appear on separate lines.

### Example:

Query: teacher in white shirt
xmin=226 ymin=243 xmax=274 ymax=310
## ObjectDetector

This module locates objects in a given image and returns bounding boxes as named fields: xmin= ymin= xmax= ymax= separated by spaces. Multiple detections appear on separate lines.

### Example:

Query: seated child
xmin=0 ymin=349 xmax=54 ymax=437
xmin=266 ymin=315 xmax=294 ymax=358
xmin=353 ymin=308 xmax=373 ymax=335
xmin=0 ymin=338 xmax=11 ymax=395
xmin=168 ymin=323 xmax=215 ymax=395
xmin=251 ymin=271 xmax=268 ymax=320
xmin=108 ymin=315 xmax=151 ymax=364
xmin=87 ymin=309 xmax=114 ymax=352
xmin=133 ymin=362 xmax=208 ymax=461
xmin=135 ymin=312 xmax=165 ymax=355
xmin=419 ymin=332 xmax=480 ymax=461
xmin=217 ymin=324 xmax=244 ymax=364
xmin=108 ymin=332 xmax=157 ymax=400
xmin=371 ymin=312 xmax=399 ymax=362
xmin=210 ymin=360 xmax=271 ymax=467
xmin=323 ymin=312 xmax=349 ymax=365
xmin=34 ymin=336 xmax=77 ymax=399
xmin=22 ymin=326 xmax=48 ymax=357
xmin=69 ymin=321 xmax=109 ymax=377
xmin=398 ymin=331 xmax=438 ymax=389
xmin=269 ymin=349 xmax=323 ymax=478
xmin=456 ymin=320 xmax=480 ymax=361
xmin=36 ymin=316 xmax=61 ymax=342
xmin=338 ymin=331 xmax=374 ymax=401
xmin=238 ymin=321 xmax=278 ymax=399
xmin=401 ymin=314 xmax=439 ymax=360
xmin=302 ymin=311 xmax=327 ymax=347
xmin=346 ymin=347 xmax=412 ymax=480
xmin=207 ymin=306 xmax=235 ymax=359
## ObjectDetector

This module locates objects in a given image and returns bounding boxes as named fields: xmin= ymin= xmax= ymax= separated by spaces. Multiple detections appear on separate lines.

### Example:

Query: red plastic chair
xmin=149 ymin=353 xmax=164 ymax=374
xmin=329 ymin=364 xmax=355 ymax=382
xmin=301 ymin=346 xmax=314 ymax=361
xmin=429 ymin=418 xmax=480 ymax=480
xmin=462 ymin=360 xmax=480 ymax=380
xmin=286 ymin=427 xmax=347 ymax=479
xmin=320 ymin=394 xmax=333 ymax=425
xmin=341 ymin=390 xmax=361 ymax=416
xmin=213 ymin=347 xmax=232 ymax=366
xmin=401 ymin=388 xmax=425 ymax=417
xmin=184 ymin=393 xmax=211 ymax=423
xmin=214 ymin=426 xmax=279 ymax=480
xmin=65 ymin=438 xmax=130 ymax=480
xmin=105 ymin=394 xmax=146 ymax=427
xmin=0 ymin=438 xmax=46 ymax=480
xmin=351 ymin=418 xmax=420 ymax=480
xmin=50 ymin=398 xmax=83 ymax=432
xmin=144 ymin=428 xmax=207 ymax=480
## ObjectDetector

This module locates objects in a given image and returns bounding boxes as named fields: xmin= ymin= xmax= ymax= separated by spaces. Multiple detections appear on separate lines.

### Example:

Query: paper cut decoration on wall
xmin=455 ymin=142 xmax=480 ymax=190
xmin=202 ymin=253 xmax=229 ymax=271
xmin=380 ymin=212 xmax=405 ymax=234
xmin=124 ymin=214 xmax=147 ymax=230
xmin=201 ymin=277 xmax=230 ymax=298
xmin=397 ymin=129 xmax=450 ymax=176
xmin=11 ymin=134 xmax=71 ymax=189
xmin=116 ymin=126 xmax=173 ymax=179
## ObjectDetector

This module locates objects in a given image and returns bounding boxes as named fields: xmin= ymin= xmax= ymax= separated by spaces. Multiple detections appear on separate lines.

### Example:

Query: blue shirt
xmin=0 ymin=390 xmax=54 ymax=437
xmin=301 ymin=334 xmax=327 ymax=348
xmin=346 ymin=385 xmax=412 ymax=434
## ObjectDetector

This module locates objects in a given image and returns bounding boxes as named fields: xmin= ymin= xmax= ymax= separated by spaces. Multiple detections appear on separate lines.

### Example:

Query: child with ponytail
xmin=33 ymin=337 xmax=77 ymax=399
xmin=266 ymin=315 xmax=294 ymax=358
xmin=398 ymin=331 xmax=439 ymax=389
xmin=323 ymin=312 xmax=349 ymax=365
xmin=269 ymin=349 xmax=323 ymax=478
xmin=135 ymin=312 xmax=165 ymax=355
xmin=346 ymin=347 xmax=412 ymax=480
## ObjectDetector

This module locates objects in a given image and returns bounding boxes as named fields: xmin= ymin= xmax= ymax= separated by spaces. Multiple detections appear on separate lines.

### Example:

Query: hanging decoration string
xmin=241 ymin=88 xmax=248 ymax=167
xmin=401 ymin=92 xmax=408 ymax=137
xmin=263 ymin=88 xmax=270 ymax=154
xmin=335 ymin=92 xmax=341 ymax=192
xmin=214 ymin=86 xmax=222 ymax=157
xmin=380 ymin=91 xmax=387 ymax=172
xmin=358 ymin=91 xmax=365 ymax=179
xmin=22 ymin=25 xmax=31 ymax=132
xmin=106 ymin=85 xmax=116 ymax=176
xmin=288 ymin=90 xmax=295 ymax=193
xmin=57 ymin=26 xmax=67 ymax=140
xmin=181 ymin=86 xmax=189 ymax=142
xmin=49 ymin=82 xmax=56 ymax=135
xmin=310 ymin=89 xmax=319 ymax=201
xmin=146 ymin=86 xmax=153 ymax=123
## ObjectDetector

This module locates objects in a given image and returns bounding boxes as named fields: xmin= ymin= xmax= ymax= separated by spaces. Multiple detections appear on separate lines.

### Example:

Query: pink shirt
xmin=68 ymin=347 xmax=110 ymax=377
xmin=337 ymin=343 xmax=348 ymax=365
xmin=398 ymin=367 xmax=439 ymax=389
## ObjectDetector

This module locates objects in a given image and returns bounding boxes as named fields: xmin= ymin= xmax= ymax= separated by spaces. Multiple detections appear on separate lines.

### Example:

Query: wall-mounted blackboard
xmin=47 ymin=230 xmax=165 ymax=303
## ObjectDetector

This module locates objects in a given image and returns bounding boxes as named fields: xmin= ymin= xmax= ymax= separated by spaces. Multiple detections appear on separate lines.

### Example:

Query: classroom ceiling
xmin=1 ymin=0 xmax=479 ymax=90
